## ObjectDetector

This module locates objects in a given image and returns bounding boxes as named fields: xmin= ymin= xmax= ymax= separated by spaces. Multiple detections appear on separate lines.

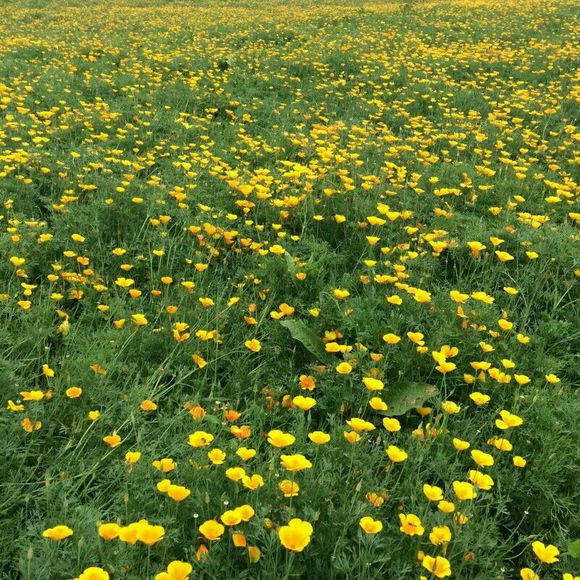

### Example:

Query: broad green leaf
xmin=568 ymin=539 xmax=580 ymax=560
xmin=280 ymin=319 xmax=332 ymax=364
xmin=384 ymin=381 xmax=437 ymax=416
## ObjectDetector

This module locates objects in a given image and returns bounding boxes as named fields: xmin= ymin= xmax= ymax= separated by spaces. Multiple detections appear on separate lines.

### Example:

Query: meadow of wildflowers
xmin=0 ymin=0 xmax=579 ymax=578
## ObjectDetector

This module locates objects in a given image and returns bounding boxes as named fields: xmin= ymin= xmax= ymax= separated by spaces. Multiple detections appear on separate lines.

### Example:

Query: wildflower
xmin=336 ymin=362 xmax=352 ymax=374
xmin=362 ymin=377 xmax=384 ymax=391
xmin=278 ymin=518 xmax=313 ymax=552
xmin=429 ymin=526 xmax=452 ymax=545
xmin=155 ymin=561 xmax=193 ymax=580
xmin=453 ymin=481 xmax=477 ymax=500
xmin=125 ymin=451 xmax=141 ymax=464
xmin=520 ymin=570 xmax=539 ymax=580
xmin=74 ymin=568 xmax=110 ymax=580
xmin=423 ymin=484 xmax=444 ymax=502
xmin=280 ymin=454 xmax=312 ymax=472
xmin=136 ymin=522 xmax=165 ymax=546
xmin=98 ymin=523 xmax=121 ymax=541
xmin=188 ymin=431 xmax=214 ymax=447
xmin=267 ymin=429 xmax=295 ymax=448
xmin=471 ymin=449 xmax=494 ymax=467
xmin=245 ymin=339 xmax=261 ymax=352
xmin=292 ymin=395 xmax=317 ymax=410
xmin=359 ymin=517 xmax=383 ymax=534
xmin=386 ymin=445 xmax=408 ymax=462
xmin=42 ymin=525 xmax=73 ymax=540
xmin=221 ymin=510 xmax=242 ymax=526
xmin=496 ymin=410 xmax=524 ymax=429
xmin=422 ymin=555 xmax=452 ymax=578
xmin=383 ymin=333 xmax=401 ymax=344
xmin=279 ymin=480 xmax=300 ymax=497
xmin=532 ymin=541 xmax=560 ymax=564
xmin=399 ymin=514 xmax=424 ymax=536
xmin=208 ymin=448 xmax=226 ymax=464
xmin=103 ymin=433 xmax=122 ymax=448
xmin=308 ymin=431 xmax=330 ymax=444
xmin=513 ymin=456 xmax=527 ymax=468
xmin=236 ymin=447 xmax=256 ymax=461
xmin=66 ymin=386 xmax=82 ymax=399
xmin=199 ymin=520 xmax=224 ymax=541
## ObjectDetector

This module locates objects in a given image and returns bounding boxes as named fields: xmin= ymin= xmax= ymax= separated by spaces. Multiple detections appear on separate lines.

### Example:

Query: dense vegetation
xmin=0 ymin=0 xmax=578 ymax=578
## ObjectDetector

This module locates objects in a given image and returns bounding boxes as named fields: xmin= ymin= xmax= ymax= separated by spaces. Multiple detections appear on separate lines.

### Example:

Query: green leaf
xmin=568 ymin=539 xmax=580 ymax=560
xmin=384 ymin=381 xmax=437 ymax=416
xmin=280 ymin=319 xmax=332 ymax=364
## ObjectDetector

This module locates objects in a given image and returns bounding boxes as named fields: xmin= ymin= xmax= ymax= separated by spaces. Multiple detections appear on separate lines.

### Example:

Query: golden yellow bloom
xmin=280 ymin=454 xmax=312 ymax=472
xmin=532 ymin=540 xmax=559 ymax=564
xmin=399 ymin=513 xmax=424 ymax=536
xmin=359 ymin=516 xmax=383 ymax=534
xmin=199 ymin=519 xmax=225 ymax=541
xmin=42 ymin=525 xmax=73 ymax=540
xmin=422 ymin=555 xmax=452 ymax=578
xmin=278 ymin=518 xmax=313 ymax=552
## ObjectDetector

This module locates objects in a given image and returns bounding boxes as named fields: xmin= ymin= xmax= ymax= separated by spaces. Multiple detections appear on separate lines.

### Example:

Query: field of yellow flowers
xmin=0 ymin=0 xmax=579 ymax=578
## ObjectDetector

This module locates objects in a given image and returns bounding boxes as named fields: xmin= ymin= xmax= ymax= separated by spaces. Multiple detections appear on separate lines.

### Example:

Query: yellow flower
xmin=278 ymin=518 xmax=313 ymax=552
xmin=74 ymin=567 xmax=110 ymax=580
xmin=125 ymin=451 xmax=141 ymax=464
xmin=155 ymin=561 xmax=193 ymax=580
xmin=362 ymin=377 xmax=384 ymax=391
xmin=441 ymin=401 xmax=460 ymax=414
xmin=532 ymin=540 xmax=560 ymax=564
xmin=336 ymin=362 xmax=352 ymax=374
xmin=359 ymin=516 xmax=383 ymax=534
xmin=152 ymin=458 xmax=177 ymax=473
xmin=131 ymin=314 xmax=148 ymax=326
xmin=468 ymin=470 xmax=494 ymax=490
xmin=471 ymin=449 xmax=494 ymax=467
xmin=382 ymin=417 xmax=401 ymax=432
xmin=103 ymin=433 xmax=122 ymax=448
xmin=245 ymin=338 xmax=261 ymax=352
xmin=42 ymin=525 xmax=73 ymax=540
xmin=333 ymin=288 xmax=350 ymax=300
xmin=280 ymin=454 xmax=313 ymax=472
xmin=437 ymin=501 xmax=455 ymax=513
xmin=453 ymin=481 xmax=477 ymax=500
xmin=519 ymin=569 xmax=539 ymax=580
xmin=267 ymin=429 xmax=295 ymax=448
xmin=422 ymin=555 xmax=452 ymax=578
xmin=188 ymin=431 xmax=214 ymax=447
xmin=383 ymin=333 xmax=401 ymax=344
xmin=167 ymin=485 xmax=191 ymax=502
xmin=308 ymin=431 xmax=330 ymax=445
xmin=136 ymin=522 xmax=165 ymax=546
xmin=513 ymin=456 xmax=527 ymax=468
xmin=453 ymin=438 xmax=470 ymax=451
xmin=496 ymin=410 xmax=524 ymax=430
xmin=242 ymin=474 xmax=265 ymax=490
xmin=221 ymin=510 xmax=242 ymax=526
xmin=423 ymin=483 xmax=443 ymax=502
xmin=469 ymin=392 xmax=490 ymax=405
xmin=429 ymin=525 xmax=452 ymax=545
xmin=66 ymin=386 xmax=82 ymax=399
xmin=207 ymin=448 xmax=227 ymax=465
xmin=225 ymin=467 xmax=246 ymax=482
xmin=386 ymin=445 xmax=407 ymax=463
xmin=292 ymin=395 xmax=317 ymax=411
xmin=279 ymin=480 xmax=300 ymax=497
xmin=98 ymin=523 xmax=121 ymax=541
xmin=140 ymin=399 xmax=157 ymax=411
xmin=236 ymin=447 xmax=256 ymax=461
xmin=370 ymin=397 xmax=388 ymax=411
xmin=199 ymin=519 xmax=225 ymax=541
xmin=399 ymin=514 xmax=424 ymax=536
